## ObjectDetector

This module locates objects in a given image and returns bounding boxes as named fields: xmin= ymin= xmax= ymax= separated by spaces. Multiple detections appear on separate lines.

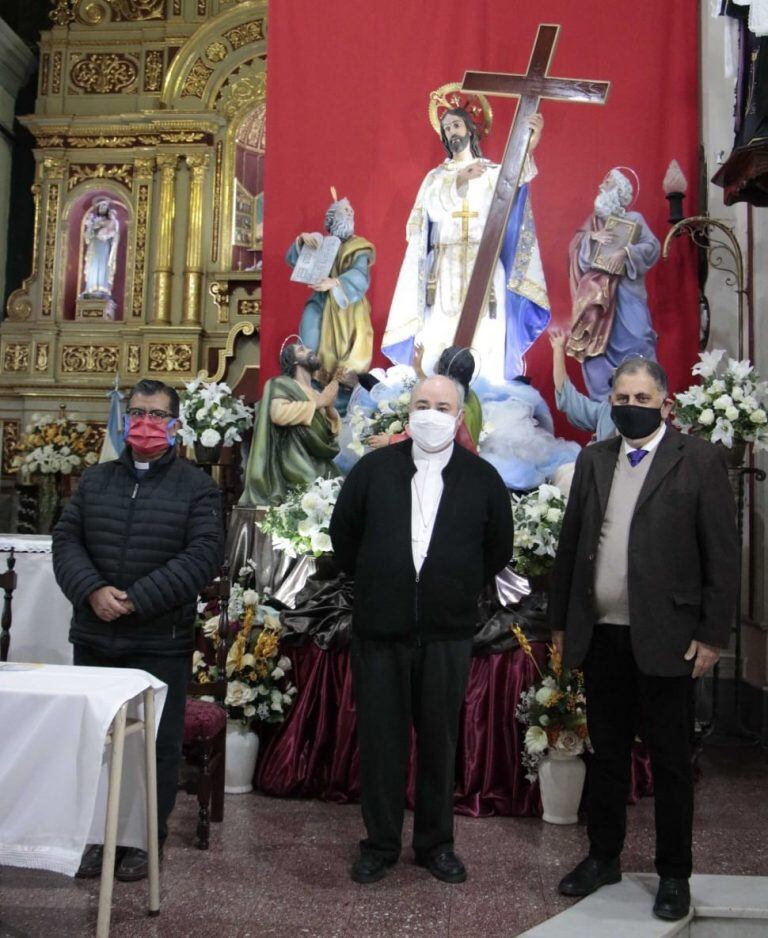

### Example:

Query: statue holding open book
xmin=565 ymin=168 xmax=660 ymax=402
xmin=286 ymin=192 xmax=375 ymax=404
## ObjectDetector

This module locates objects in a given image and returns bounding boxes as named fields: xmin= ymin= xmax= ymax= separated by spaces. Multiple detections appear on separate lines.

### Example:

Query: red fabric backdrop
xmin=260 ymin=2 xmax=699 ymax=436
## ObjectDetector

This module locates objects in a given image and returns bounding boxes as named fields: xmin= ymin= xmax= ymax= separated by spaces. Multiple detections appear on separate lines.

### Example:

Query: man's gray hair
xmin=411 ymin=376 xmax=465 ymax=409
xmin=609 ymin=168 xmax=634 ymax=207
xmin=613 ymin=357 xmax=668 ymax=394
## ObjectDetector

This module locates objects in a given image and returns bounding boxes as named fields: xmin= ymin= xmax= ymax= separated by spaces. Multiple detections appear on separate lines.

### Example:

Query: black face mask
xmin=611 ymin=404 xmax=662 ymax=440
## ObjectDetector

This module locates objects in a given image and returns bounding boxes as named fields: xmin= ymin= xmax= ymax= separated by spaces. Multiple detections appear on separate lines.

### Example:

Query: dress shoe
xmin=653 ymin=877 xmax=691 ymax=921
xmin=415 ymin=850 xmax=467 ymax=884
xmin=115 ymin=844 xmax=162 ymax=883
xmin=350 ymin=853 xmax=395 ymax=884
xmin=558 ymin=856 xmax=621 ymax=897
xmin=75 ymin=844 xmax=126 ymax=879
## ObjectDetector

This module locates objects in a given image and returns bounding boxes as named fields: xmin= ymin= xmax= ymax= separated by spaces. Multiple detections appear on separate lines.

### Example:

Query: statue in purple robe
xmin=565 ymin=169 xmax=660 ymax=402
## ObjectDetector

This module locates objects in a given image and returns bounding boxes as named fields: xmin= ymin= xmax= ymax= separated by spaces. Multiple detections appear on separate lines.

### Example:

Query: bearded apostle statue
xmin=80 ymin=198 xmax=120 ymax=299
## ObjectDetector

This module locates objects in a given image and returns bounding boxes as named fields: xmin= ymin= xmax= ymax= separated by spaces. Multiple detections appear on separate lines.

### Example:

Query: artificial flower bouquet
xmin=674 ymin=349 xmax=768 ymax=451
xmin=258 ymin=475 xmax=341 ymax=558
xmin=512 ymin=624 xmax=590 ymax=781
xmin=11 ymin=416 xmax=103 ymax=475
xmin=510 ymin=483 xmax=567 ymax=578
xmin=347 ymin=379 xmax=415 ymax=457
xmin=193 ymin=566 xmax=297 ymax=725
xmin=178 ymin=378 xmax=253 ymax=449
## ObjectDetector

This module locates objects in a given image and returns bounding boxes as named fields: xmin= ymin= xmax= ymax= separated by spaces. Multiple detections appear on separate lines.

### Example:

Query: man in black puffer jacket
xmin=53 ymin=379 xmax=223 ymax=881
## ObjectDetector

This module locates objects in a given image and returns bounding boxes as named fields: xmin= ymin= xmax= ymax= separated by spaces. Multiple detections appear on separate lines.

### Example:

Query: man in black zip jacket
xmin=330 ymin=375 xmax=513 ymax=885
xmin=53 ymin=379 xmax=223 ymax=881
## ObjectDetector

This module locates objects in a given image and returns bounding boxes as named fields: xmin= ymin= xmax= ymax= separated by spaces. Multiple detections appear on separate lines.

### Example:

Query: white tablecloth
xmin=0 ymin=535 xmax=73 ymax=664
xmin=0 ymin=664 xmax=166 ymax=876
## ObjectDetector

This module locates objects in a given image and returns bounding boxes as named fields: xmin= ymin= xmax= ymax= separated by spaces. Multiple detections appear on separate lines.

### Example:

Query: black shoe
xmin=350 ymin=854 xmax=394 ymax=884
xmin=115 ymin=845 xmax=162 ymax=883
xmin=75 ymin=844 xmax=129 ymax=879
xmin=558 ymin=856 xmax=621 ymax=897
xmin=653 ymin=877 xmax=691 ymax=921
xmin=415 ymin=850 xmax=467 ymax=884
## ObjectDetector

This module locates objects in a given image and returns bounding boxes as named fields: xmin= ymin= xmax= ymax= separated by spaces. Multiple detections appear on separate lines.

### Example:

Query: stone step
xmin=519 ymin=873 xmax=768 ymax=937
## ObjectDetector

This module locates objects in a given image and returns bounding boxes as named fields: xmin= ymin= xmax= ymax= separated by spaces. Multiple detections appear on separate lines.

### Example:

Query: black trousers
xmin=583 ymin=625 xmax=695 ymax=879
xmin=72 ymin=644 xmax=191 ymax=842
xmin=351 ymin=636 xmax=473 ymax=862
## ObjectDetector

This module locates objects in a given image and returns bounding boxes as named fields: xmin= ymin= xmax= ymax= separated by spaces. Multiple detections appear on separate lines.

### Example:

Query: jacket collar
xmin=119 ymin=443 xmax=178 ymax=476
xmin=391 ymin=437 xmax=466 ymax=482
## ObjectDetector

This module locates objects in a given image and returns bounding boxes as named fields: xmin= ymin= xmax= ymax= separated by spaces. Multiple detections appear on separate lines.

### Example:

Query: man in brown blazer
xmin=548 ymin=357 xmax=739 ymax=922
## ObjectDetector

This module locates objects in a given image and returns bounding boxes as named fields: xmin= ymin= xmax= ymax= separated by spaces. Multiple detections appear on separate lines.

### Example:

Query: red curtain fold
xmin=261 ymin=2 xmax=700 ymax=432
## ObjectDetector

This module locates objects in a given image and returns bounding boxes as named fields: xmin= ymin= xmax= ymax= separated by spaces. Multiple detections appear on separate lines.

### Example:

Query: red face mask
xmin=124 ymin=416 xmax=173 ymax=460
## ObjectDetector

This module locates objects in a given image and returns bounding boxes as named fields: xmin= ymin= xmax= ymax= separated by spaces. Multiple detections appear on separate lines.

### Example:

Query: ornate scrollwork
xmin=35 ymin=345 xmax=50 ymax=372
xmin=67 ymin=163 xmax=133 ymax=191
xmin=144 ymin=49 xmax=163 ymax=92
xmin=41 ymin=183 xmax=60 ymax=317
xmin=42 ymin=158 xmax=67 ymax=180
xmin=61 ymin=345 xmax=120 ymax=373
xmin=224 ymin=19 xmax=265 ymax=50
xmin=205 ymin=42 xmax=227 ymax=64
xmin=237 ymin=299 xmax=261 ymax=318
xmin=2 ymin=421 xmax=19 ymax=475
xmin=216 ymin=64 xmax=266 ymax=120
xmin=70 ymin=53 xmax=138 ymax=94
xmin=131 ymin=183 xmax=150 ymax=317
xmin=50 ymin=0 xmax=76 ymax=26
xmin=148 ymin=343 xmax=193 ymax=373
xmin=181 ymin=59 xmax=213 ymax=99
xmin=41 ymin=55 xmax=50 ymax=95
xmin=211 ymin=140 xmax=223 ymax=263
xmin=108 ymin=0 xmax=165 ymax=21
xmin=2 ymin=345 xmax=30 ymax=373
xmin=77 ymin=0 xmax=107 ymax=24
xmin=51 ymin=53 xmax=63 ymax=94
xmin=127 ymin=345 xmax=141 ymax=373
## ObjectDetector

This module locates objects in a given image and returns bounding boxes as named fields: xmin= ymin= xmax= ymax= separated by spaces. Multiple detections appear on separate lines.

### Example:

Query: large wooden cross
xmin=452 ymin=24 xmax=610 ymax=350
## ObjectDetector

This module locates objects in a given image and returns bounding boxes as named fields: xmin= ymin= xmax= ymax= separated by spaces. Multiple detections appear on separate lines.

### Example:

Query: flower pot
xmin=194 ymin=441 xmax=223 ymax=465
xmin=224 ymin=719 xmax=259 ymax=794
xmin=538 ymin=750 xmax=585 ymax=824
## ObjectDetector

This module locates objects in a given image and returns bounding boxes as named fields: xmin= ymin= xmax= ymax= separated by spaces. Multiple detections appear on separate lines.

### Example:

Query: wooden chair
xmin=0 ymin=549 xmax=18 ymax=663
xmin=181 ymin=563 xmax=230 ymax=849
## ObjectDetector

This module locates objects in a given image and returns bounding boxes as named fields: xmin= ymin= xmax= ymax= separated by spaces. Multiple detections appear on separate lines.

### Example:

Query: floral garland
xmin=674 ymin=349 xmax=768 ymax=450
xmin=512 ymin=625 xmax=590 ymax=780
xmin=258 ymin=475 xmax=341 ymax=558
xmin=11 ymin=417 xmax=104 ymax=475
xmin=178 ymin=378 xmax=253 ymax=449
xmin=510 ymin=483 xmax=567 ymax=578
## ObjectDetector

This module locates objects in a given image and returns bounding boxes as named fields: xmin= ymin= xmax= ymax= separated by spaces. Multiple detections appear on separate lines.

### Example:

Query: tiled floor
xmin=1 ymin=745 xmax=766 ymax=938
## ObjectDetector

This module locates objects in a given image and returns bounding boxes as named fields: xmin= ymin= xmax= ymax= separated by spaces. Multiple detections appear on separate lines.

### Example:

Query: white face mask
xmin=407 ymin=409 xmax=458 ymax=452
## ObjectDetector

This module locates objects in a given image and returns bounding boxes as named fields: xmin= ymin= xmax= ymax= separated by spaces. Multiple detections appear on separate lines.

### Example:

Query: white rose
xmin=698 ymin=408 xmax=715 ymax=426
xmin=195 ymin=407 xmax=208 ymax=421
xmin=225 ymin=680 xmax=257 ymax=708
xmin=243 ymin=705 xmax=256 ymax=718
xmin=388 ymin=420 xmax=403 ymax=434
xmin=554 ymin=730 xmax=583 ymax=755
xmin=535 ymin=686 xmax=558 ymax=707
xmin=725 ymin=406 xmax=740 ymax=421
xmin=524 ymin=725 xmax=549 ymax=755
xmin=277 ymin=656 xmax=292 ymax=671
xmin=750 ymin=409 xmax=767 ymax=425
xmin=310 ymin=531 xmax=332 ymax=554
xmin=713 ymin=393 xmax=732 ymax=411
xmin=545 ymin=507 xmax=563 ymax=524
xmin=731 ymin=386 xmax=744 ymax=401
xmin=242 ymin=589 xmax=258 ymax=607
xmin=272 ymin=667 xmax=285 ymax=680
xmin=199 ymin=427 xmax=221 ymax=447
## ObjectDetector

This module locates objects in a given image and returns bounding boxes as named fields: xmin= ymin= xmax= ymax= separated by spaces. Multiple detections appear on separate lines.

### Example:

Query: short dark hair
xmin=279 ymin=343 xmax=300 ymax=377
xmin=612 ymin=357 xmax=668 ymax=395
xmin=436 ymin=345 xmax=475 ymax=393
xmin=127 ymin=379 xmax=180 ymax=416
xmin=440 ymin=107 xmax=483 ymax=159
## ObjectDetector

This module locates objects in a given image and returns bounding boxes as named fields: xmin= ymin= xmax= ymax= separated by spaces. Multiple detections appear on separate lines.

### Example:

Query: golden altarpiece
xmin=0 ymin=0 xmax=267 ymax=471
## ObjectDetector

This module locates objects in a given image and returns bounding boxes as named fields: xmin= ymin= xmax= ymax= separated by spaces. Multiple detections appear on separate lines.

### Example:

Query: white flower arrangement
xmin=674 ymin=349 xmax=768 ymax=451
xmin=258 ymin=475 xmax=342 ymax=558
xmin=348 ymin=383 xmax=415 ymax=457
xmin=178 ymin=378 xmax=253 ymax=448
xmin=510 ymin=483 xmax=567 ymax=578
xmin=11 ymin=416 xmax=103 ymax=475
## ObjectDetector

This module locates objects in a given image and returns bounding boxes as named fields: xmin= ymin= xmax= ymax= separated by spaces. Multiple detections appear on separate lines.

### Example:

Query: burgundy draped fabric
xmin=255 ymin=642 xmax=654 ymax=816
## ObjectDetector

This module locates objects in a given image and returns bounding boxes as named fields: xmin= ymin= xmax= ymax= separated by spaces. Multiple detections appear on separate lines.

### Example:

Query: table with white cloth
xmin=0 ymin=664 xmax=166 ymax=876
xmin=0 ymin=534 xmax=72 ymax=664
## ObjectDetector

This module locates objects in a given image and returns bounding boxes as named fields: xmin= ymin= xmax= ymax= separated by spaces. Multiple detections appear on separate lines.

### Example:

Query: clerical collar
xmin=134 ymin=461 xmax=150 ymax=471
xmin=411 ymin=441 xmax=454 ymax=464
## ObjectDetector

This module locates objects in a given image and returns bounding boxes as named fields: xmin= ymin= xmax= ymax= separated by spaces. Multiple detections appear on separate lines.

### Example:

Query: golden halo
xmin=428 ymin=82 xmax=493 ymax=139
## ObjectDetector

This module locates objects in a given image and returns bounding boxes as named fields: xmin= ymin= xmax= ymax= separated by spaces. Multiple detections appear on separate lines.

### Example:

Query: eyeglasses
xmin=126 ymin=407 xmax=174 ymax=421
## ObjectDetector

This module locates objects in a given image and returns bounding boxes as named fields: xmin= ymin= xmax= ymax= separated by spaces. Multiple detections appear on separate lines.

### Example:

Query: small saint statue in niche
xmin=80 ymin=198 xmax=120 ymax=300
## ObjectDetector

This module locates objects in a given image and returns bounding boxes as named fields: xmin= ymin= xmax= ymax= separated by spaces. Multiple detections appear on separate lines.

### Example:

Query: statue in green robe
xmin=239 ymin=344 xmax=341 ymax=506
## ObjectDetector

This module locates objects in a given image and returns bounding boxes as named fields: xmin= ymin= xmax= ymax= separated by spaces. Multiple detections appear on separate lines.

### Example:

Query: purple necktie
xmin=627 ymin=449 xmax=649 ymax=468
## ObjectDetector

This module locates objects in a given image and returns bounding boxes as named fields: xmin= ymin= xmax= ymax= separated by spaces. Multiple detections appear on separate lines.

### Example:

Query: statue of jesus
xmin=382 ymin=106 xmax=550 ymax=384
xmin=80 ymin=198 xmax=120 ymax=300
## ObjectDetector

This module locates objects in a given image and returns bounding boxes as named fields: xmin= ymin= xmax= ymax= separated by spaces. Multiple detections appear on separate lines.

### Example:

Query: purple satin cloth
xmin=255 ymin=642 xmax=654 ymax=816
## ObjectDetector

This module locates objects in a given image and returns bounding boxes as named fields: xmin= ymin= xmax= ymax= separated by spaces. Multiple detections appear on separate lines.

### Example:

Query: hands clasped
xmin=89 ymin=585 xmax=134 ymax=622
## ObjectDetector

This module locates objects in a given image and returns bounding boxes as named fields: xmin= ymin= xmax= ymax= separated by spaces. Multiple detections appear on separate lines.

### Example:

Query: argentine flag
xmin=99 ymin=384 xmax=125 ymax=463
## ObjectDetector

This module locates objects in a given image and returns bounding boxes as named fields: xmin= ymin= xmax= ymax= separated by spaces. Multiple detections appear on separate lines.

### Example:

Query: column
xmin=152 ymin=154 xmax=178 ymax=325
xmin=182 ymin=154 xmax=209 ymax=325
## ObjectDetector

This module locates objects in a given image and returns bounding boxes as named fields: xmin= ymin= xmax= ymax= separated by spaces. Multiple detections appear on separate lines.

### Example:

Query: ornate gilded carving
xmin=127 ymin=345 xmax=140 ymax=373
xmin=51 ymin=53 xmax=63 ymax=94
xmin=181 ymin=59 xmax=213 ymax=99
xmin=70 ymin=54 xmax=138 ymax=94
xmin=144 ymin=50 xmax=163 ymax=92
xmin=35 ymin=345 xmax=50 ymax=372
xmin=153 ymin=155 xmax=177 ymax=325
xmin=148 ymin=343 xmax=193 ymax=373
xmin=132 ymin=182 xmax=150 ymax=317
xmin=67 ymin=163 xmax=133 ymax=191
xmin=3 ymin=345 xmax=30 ymax=373
xmin=133 ymin=157 xmax=154 ymax=178
xmin=2 ymin=421 xmax=19 ymax=476
xmin=6 ymin=184 xmax=41 ymax=322
xmin=172 ymin=0 xmax=181 ymax=14
xmin=209 ymin=281 xmax=230 ymax=323
xmin=41 ymin=55 xmax=50 ymax=96
xmin=224 ymin=20 xmax=265 ymax=50
xmin=238 ymin=299 xmax=261 ymax=317
xmin=198 ymin=322 xmax=256 ymax=383
xmin=197 ymin=0 xmax=207 ymax=14
xmin=216 ymin=65 xmax=266 ymax=120
xmin=50 ymin=0 xmax=76 ymax=26
xmin=205 ymin=42 xmax=227 ymax=64
xmin=108 ymin=0 xmax=165 ymax=20
xmin=211 ymin=140 xmax=222 ymax=262
xmin=41 ymin=183 xmax=60 ymax=317
xmin=61 ymin=345 xmax=120 ymax=373
xmin=78 ymin=1 xmax=106 ymax=24
xmin=42 ymin=158 xmax=67 ymax=180
xmin=35 ymin=131 xmax=209 ymax=149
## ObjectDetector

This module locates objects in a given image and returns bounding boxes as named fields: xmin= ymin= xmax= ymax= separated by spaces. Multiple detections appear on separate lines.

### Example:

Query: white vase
xmin=538 ymin=750 xmax=586 ymax=824
xmin=224 ymin=719 xmax=259 ymax=794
